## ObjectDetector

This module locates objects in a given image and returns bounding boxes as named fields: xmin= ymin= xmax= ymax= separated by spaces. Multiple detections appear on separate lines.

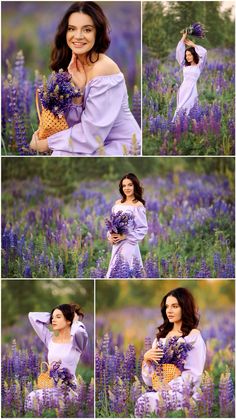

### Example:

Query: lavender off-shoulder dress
xmin=135 ymin=330 xmax=206 ymax=417
xmin=25 ymin=312 xmax=88 ymax=411
xmin=106 ymin=204 xmax=148 ymax=278
xmin=173 ymin=40 xmax=207 ymax=121
xmin=47 ymin=73 xmax=141 ymax=156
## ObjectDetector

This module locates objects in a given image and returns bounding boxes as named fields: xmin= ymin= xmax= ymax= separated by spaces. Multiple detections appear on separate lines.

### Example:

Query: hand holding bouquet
xmin=50 ymin=360 xmax=77 ymax=391
xmin=105 ymin=211 xmax=134 ymax=235
xmin=150 ymin=336 xmax=194 ymax=391
xmin=180 ymin=22 xmax=208 ymax=39
xmin=36 ymin=69 xmax=82 ymax=139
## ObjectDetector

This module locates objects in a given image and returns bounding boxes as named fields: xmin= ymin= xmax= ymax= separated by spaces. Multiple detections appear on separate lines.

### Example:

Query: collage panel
xmin=1 ymin=279 xmax=94 ymax=418
xmin=2 ymin=1 xmax=141 ymax=156
xmin=2 ymin=157 xmax=235 ymax=279
xmin=96 ymin=279 xmax=235 ymax=417
xmin=142 ymin=0 xmax=235 ymax=156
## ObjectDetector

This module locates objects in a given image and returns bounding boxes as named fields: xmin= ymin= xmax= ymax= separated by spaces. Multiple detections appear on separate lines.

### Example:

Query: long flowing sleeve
xmin=127 ymin=206 xmax=148 ymax=245
xmin=168 ymin=331 xmax=206 ymax=390
xmin=65 ymin=104 xmax=83 ymax=127
xmin=47 ymin=74 xmax=126 ymax=155
xmin=195 ymin=45 xmax=207 ymax=72
xmin=28 ymin=312 xmax=52 ymax=347
xmin=176 ymin=40 xmax=186 ymax=66
xmin=71 ymin=320 xmax=88 ymax=352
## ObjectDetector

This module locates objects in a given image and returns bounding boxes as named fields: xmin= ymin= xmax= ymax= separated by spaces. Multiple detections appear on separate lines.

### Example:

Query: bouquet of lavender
xmin=36 ymin=69 xmax=81 ymax=139
xmin=180 ymin=22 xmax=208 ymax=39
xmin=105 ymin=210 xmax=134 ymax=235
xmin=50 ymin=360 xmax=77 ymax=392
xmin=151 ymin=336 xmax=194 ymax=390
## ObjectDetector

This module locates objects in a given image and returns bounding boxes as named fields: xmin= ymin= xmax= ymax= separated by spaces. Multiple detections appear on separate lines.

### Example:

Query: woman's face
xmin=66 ymin=12 xmax=96 ymax=56
xmin=165 ymin=296 xmax=182 ymax=324
xmin=185 ymin=50 xmax=194 ymax=63
xmin=122 ymin=178 xmax=135 ymax=199
xmin=51 ymin=309 xmax=70 ymax=331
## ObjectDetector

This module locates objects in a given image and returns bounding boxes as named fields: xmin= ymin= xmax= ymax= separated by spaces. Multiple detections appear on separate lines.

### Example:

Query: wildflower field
xmin=143 ymin=48 xmax=235 ymax=156
xmin=1 ymin=1 xmax=141 ymax=155
xmin=2 ymin=166 xmax=234 ymax=278
xmin=2 ymin=313 xmax=94 ymax=418
xmin=96 ymin=280 xmax=235 ymax=417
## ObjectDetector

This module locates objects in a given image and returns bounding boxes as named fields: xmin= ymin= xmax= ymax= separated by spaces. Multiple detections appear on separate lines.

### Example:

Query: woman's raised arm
xmin=28 ymin=312 xmax=52 ymax=347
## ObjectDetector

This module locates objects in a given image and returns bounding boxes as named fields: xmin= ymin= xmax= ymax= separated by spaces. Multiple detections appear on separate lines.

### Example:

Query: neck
xmin=172 ymin=321 xmax=182 ymax=332
xmin=77 ymin=51 xmax=97 ymax=66
xmin=56 ymin=327 xmax=71 ymax=341
xmin=125 ymin=196 xmax=135 ymax=203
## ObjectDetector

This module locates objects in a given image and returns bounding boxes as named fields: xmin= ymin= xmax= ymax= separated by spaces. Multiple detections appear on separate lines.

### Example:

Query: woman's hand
xmin=110 ymin=233 xmax=126 ymax=244
xmin=184 ymin=39 xmax=195 ymax=48
xmin=30 ymin=130 xmax=49 ymax=153
xmin=68 ymin=52 xmax=87 ymax=92
xmin=181 ymin=31 xmax=187 ymax=41
xmin=144 ymin=348 xmax=164 ymax=364
xmin=73 ymin=312 xmax=79 ymax=323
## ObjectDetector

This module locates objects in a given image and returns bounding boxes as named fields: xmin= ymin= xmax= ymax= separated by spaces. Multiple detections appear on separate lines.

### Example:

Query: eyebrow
xmin=68 ymin=24 xmax=94 ymax=28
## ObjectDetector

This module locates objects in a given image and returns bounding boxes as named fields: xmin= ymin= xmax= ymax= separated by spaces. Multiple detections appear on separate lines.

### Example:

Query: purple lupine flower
xmin=105 ymin=210 xmax=134 ymax=235
xmin=152 ymin=336 xmax=193 ymax=373
xmin=219 ymin=368 xmax=235 ymax=417
xmin=181 ymin=22 xmax=208 ymax=39
xmin=38 ymin=69 xmax=81 ymax=117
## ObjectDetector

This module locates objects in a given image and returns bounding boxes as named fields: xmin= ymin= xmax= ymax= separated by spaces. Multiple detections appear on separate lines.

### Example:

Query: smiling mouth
xmin=73 ymin=42 xmax=86 ymax=47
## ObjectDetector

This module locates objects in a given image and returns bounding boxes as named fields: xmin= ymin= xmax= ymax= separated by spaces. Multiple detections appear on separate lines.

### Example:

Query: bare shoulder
xmin=88 ymin=55 xmax=121 ymax=81
xmin=189 ymin=328 xmax=200 ymax=336
xmin=134 ymin=201 xmax=144 ymax=207
xmin=115 ymin=199 xmax=122 ymax=205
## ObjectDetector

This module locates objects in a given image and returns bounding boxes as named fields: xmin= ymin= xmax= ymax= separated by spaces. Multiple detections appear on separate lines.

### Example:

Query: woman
xmin=25 ymin=303 xmax=88 ymax=413
xmin=172 ymin=32 xmax=207 ymax=121
xmin=30 ymin=1 xmax=141 ymax=156
xmin=135 ymin=288 xmax=206 ymax=417
xmin=106 ymin=173 xmax=148 ymax=278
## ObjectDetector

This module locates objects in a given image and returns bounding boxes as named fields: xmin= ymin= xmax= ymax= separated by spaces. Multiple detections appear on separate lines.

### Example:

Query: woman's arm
xmin=28 ymin=312 xmax=52 ymax=347
xmin=71 ymin=318 xmax=88 ymax=352
xmin=168 ymin=331 xmax=206 ymax=390
xmin=176 ymin=34 xmax=187 ymax=66
xmin=142 ymin=339 xmax=163 ymax=386
xmin=126 ymin=207 xmax=148 ymax=245
xmin=194 ymin=44 xmax=207 ymax=71
xmin=47 ymin=76 xmax=125 ymax=155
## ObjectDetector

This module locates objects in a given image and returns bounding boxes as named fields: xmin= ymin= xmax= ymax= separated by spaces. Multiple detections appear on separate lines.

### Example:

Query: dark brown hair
xmin=50 ymin=1 xmax=111 ymax=71
xmin=119 ymin=173 xmax=145 ymax=206
xmin=184 ymin=47 xmax=199 ymax=66
xmin=50 ymin=303 xmax=84 ymax=326
xmin=156 ymin=288 xmax=199 ymax=339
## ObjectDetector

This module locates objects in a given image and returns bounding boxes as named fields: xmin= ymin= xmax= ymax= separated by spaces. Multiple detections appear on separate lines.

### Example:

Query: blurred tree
xmin=96 ymin=281 xmax=121 ymax=311
xmin=143 ymin=1 xmax=235 ymax=59
xmin=1 ymin=280 xmax=94 ymax=326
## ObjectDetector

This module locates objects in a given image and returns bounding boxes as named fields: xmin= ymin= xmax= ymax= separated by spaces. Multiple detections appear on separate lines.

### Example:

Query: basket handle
xmin=40 ymin=361 xmax=50 ymax=373
xmin=35 ymin=89 xmax=42 ymax=123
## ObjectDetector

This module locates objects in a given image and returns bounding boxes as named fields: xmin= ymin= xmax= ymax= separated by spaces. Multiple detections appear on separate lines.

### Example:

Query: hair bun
xmin=70 ymin=303 xmax=84 ymax=320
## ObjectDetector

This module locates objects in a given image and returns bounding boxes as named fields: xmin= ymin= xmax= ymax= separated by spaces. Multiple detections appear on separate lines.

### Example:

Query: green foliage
xmin=143 ymin=1 xmax=235 ymax=60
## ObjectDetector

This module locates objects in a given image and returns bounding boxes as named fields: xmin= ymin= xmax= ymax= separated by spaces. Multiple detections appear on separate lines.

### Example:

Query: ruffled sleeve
xmin=176 ymin=40 xmax=186 ymax=66
xmin=142 ymin=338 xmax=158 ymax=386
xmin=168 ymin=331 xmax=206 ymax=391
xmin=195 ymin=45 xmax=207 ymax=72
xmin=126 ymin=206 xmax=148 ymax=245
xmin=71 ymin=320 xmax=88 ymax=352
xmin=47 ymin=74 xmax=126 ymax=155
xmin=65 ymin=104 xmax=83 ymax=127
xmin=28 ymin=312 xmax=52 ymax=347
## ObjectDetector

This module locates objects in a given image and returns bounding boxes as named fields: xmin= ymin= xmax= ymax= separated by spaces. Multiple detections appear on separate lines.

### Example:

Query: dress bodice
xmin=183 ymin=65 xmax=201 ymax=83
xmin=28 ymin=312 xmax=88 ymax=377
xmin=111 ymin=203 xmax=148 ymax=242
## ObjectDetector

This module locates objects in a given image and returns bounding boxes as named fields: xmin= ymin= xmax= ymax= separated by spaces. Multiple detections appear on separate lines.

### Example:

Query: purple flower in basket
xmin=181 ymin=22 xmax=208 ymax=39
xmin=38 ymin=69 xmax=82 ymax=118
xmin=152 ymin=336 xmax=194 ymax=374
xmin=105 ymin=210 xmax=134 ymax=234
xmin=50 ymin=360 xmax=77 ymax=391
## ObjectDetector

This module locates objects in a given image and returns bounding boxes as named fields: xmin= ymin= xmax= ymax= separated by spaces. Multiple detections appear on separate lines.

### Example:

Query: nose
xmin=73 ymin=30 xmax=85 ymax=39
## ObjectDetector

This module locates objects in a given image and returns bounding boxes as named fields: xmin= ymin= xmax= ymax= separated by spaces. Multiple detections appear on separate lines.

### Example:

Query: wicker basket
xmin=37 ymin=362 xmax=54 ymax=389
xmin=152 ymin=363 xmax=181 ymax=391
xmin=36 ymin=89 xmax=68 ymax=140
